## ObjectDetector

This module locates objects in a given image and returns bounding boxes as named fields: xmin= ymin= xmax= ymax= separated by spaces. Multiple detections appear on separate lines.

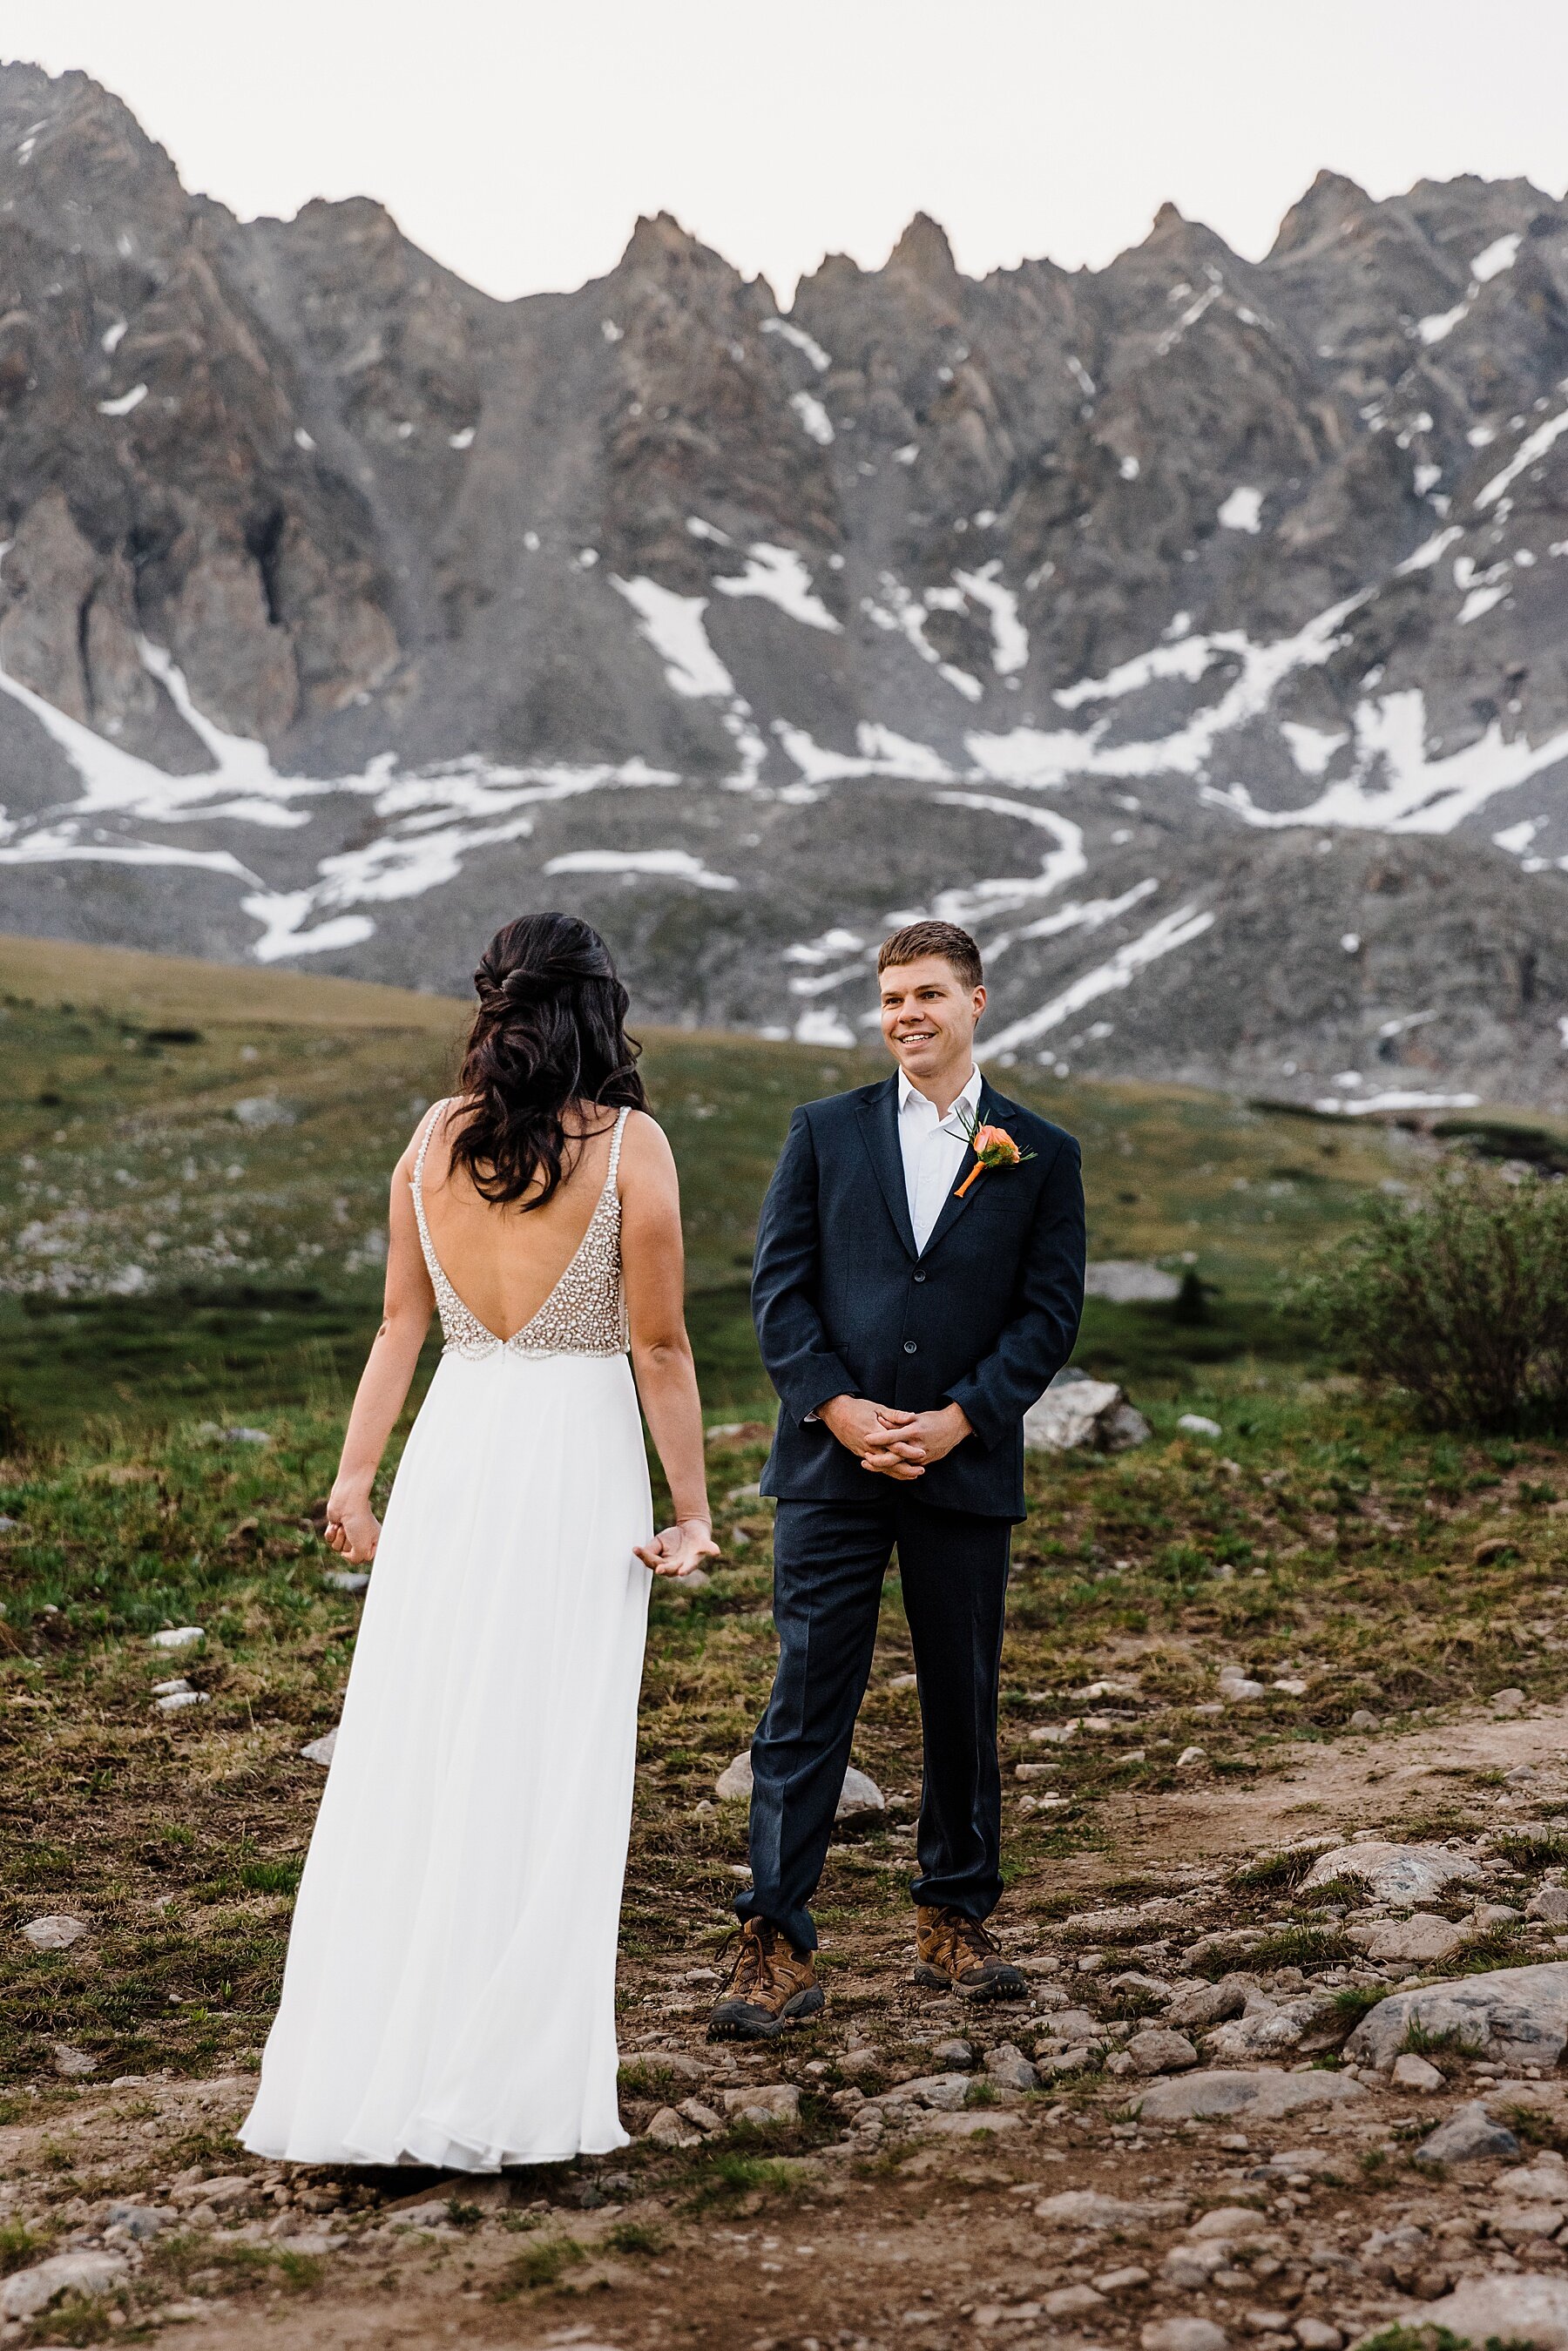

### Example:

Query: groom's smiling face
xmin=878 ymin=954 xmax=986 ymax=1085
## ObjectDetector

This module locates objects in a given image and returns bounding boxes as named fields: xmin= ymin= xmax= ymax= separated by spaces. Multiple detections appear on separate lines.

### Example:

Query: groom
xmin=710 ymin=920 xmax=1085 ymax=2040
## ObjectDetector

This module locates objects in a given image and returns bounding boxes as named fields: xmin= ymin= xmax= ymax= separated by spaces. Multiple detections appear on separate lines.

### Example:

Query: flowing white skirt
xmin=240 ymin=1348 xmax=652 ymax=2168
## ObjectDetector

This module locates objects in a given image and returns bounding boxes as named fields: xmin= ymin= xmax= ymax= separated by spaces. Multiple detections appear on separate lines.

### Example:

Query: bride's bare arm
xmin=324 ymin=1143 xmax=436 ymax=1564
xmin=620 ymin=1111 xmax=718 ymax=1578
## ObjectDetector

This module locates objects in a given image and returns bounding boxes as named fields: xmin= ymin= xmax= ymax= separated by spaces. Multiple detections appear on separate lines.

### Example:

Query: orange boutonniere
xmin=954 ymin=1108 xmax=1035 ymax=1199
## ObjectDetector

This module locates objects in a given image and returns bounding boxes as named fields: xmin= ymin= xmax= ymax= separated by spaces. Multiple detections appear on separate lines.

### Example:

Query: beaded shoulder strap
xmin=606 ymin=1105 xmax=630 ymax=1193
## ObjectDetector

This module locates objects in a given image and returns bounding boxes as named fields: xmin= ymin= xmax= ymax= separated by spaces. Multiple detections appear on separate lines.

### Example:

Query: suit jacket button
xmin=913 ymin=1271 xmax=928 ymax=1283
xmin=903 ymin=1340 xmax=917 ymax=1354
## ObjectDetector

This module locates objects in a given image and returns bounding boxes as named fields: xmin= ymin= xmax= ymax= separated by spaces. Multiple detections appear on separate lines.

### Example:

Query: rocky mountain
xmin=3 ymin=60 xmax=1568 ymax=1113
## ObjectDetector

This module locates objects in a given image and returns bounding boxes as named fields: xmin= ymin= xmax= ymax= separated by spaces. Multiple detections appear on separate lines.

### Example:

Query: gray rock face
xmin=1344 ymin=1961 xmax=1568 ymax=2072
xmin=7 ymin=64 xmax=1568 ymax=1111
xmin=1133 ymin=2067 xmax=1368 ymax=2122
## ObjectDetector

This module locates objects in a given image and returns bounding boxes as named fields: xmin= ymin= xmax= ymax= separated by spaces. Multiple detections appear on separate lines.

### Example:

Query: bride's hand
xmin=323 ymin=1495 xmax=382 ymax=1565
xmin=635 ymin=1518 xmax=720 ymax=1578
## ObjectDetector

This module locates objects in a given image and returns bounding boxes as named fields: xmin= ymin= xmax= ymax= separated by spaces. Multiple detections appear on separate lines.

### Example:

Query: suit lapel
xmin=855 ymin=1078 xmax=918 ymax=1260
xmin=917 ymin=1081 xmax=1019 ymax=1260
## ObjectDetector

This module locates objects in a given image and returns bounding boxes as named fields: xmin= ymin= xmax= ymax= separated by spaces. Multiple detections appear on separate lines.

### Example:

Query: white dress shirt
xmin=897 ymin=1064 xmax=983 ymax=1253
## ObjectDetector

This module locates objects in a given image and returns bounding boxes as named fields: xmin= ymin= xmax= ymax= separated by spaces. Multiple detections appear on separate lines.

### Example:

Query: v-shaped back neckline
xmin=411 ymin=1100 xmax=630 ymax=1357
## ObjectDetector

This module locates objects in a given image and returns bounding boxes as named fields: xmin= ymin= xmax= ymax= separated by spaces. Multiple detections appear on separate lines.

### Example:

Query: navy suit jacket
xmin=753 ymin=1074 xmax=1085 ymax=1522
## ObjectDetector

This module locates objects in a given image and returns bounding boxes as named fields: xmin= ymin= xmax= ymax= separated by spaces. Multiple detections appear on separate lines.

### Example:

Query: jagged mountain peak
xmin=885 ymin=211 xmax=960 ymax=286
xmin=1269 ymin=167 xmax=1375 ymax=259
xmin=3 ymin=57 xmax=1568 ymax=1117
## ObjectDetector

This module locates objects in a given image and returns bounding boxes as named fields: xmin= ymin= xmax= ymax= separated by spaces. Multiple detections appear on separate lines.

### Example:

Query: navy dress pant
xmin=736 ymin=1493 xmax=1011 ymax=1953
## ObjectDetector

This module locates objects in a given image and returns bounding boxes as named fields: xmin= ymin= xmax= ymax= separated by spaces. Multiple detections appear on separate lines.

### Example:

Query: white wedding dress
xmin=241 ymin=1104 xmax=652 ymax=2168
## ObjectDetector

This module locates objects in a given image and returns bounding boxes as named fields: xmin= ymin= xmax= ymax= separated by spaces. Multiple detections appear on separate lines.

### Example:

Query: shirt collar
xmin=898 ymin=1064 xmax=983 ymax=1128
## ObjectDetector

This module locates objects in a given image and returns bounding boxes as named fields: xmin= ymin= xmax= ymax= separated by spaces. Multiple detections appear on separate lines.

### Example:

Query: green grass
xmin=0 ymin=933 xmax=1414 ymax=1436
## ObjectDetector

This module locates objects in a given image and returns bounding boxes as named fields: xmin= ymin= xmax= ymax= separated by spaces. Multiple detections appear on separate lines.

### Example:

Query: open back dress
xmin=240 ymin=1101 xmax=652 ymax=2167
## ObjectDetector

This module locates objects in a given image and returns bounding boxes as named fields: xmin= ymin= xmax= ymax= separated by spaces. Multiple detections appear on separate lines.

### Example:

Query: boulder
xmin=1134 ymin=2068 xmax=1367 ymax=2123
xmin=1348 ymin=1912 xmax=1470 ymax=1966
xmin=1413 ymin=2101 xmax=1521 ymax=2165
xmin=148 ymin=1625 xmax=205 ymax=1652
xmin=21 ymin=1915 xmax=87 ymax=1951
xmin=1409 ymin=2273 xmax=1568 ymax=2344
xmin=51 ymin=2042 xmax=98 ymax=2077
xmin=1344 ymin=1962 xmax=1568 ymax=2073
xmin=1301 ymin=1839 xmax=1484 ymax=1905
xmin=1529 ymin=1887 xmax=1568 ymax=1926
xmin=0 ymin=2251 xmax=128 ymax=2321
xmin=714 ymin=1751 xmax=883 ymax=1822
xmin=1024 ymin=1368 xmax=1151 ymax=1454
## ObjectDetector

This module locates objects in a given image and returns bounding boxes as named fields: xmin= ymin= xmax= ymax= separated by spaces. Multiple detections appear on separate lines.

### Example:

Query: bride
xmin=241 ymin=913 xmax=717 ymax=2169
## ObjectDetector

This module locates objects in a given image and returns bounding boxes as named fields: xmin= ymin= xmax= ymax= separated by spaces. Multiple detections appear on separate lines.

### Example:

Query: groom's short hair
xmin=876 ymin=921 xmax=983 ymax=990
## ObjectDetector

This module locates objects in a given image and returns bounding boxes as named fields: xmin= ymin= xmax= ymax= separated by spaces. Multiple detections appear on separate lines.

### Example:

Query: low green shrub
xmin=1294 ymin=1163 xmax=1568 ymax=1431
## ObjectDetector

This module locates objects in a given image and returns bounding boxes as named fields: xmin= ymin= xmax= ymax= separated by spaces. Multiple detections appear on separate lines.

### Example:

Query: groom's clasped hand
xmin=817 ymin=1393 xmax=973 ymax=1481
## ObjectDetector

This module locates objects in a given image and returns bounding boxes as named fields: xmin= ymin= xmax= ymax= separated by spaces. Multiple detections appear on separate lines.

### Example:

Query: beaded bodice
xmin=411 ymin=1101 xmax=630 ymax=1361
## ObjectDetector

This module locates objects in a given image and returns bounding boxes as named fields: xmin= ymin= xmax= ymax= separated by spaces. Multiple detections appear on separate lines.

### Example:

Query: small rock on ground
xmin=301 ymin=1729 xmax=338 ymax=1767
xmin=1125 ymin=2028 xmax=1199 ymax=2076
xmin=1390 ymin=2051 xmax=1446 ymax=2092
xmin=1142 ymin=2321 xmax=1227 ymax=2351
xmin=1303 ymin=1839 xmax=1483 ymax=1904
xmin=1135 ymin=2069 xmax=1366 ymax=2123
xmin=21 ymin=1915 xmax=86 ymax=1951
xmin=1414 ymin=2100 xmax=1521 ymax=2165
xmin=714 ymin=1750 xmax=883 ymax=1821
xmin=983 ymin=2043 xmax=1038 ymax=2091
xmin=1 ymin=2252 xmax=128 ymax=2321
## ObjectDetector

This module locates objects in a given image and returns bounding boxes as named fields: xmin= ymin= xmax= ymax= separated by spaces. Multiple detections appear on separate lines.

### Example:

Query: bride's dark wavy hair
xmin=449 ymin=914 xmax=646 ymax=1210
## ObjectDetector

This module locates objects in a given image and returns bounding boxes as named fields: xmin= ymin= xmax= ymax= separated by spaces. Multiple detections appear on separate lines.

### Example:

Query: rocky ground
xmin=11 ymin=1692 xmax=1568 ymax=2347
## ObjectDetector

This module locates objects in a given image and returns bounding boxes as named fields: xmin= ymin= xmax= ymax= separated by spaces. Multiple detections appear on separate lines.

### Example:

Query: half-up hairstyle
xmin=449 ymin=913 xmax=647 ymax=1209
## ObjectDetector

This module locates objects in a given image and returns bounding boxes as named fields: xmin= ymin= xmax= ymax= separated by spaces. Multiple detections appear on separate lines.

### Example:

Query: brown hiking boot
xmin=707 ymin=1918 xmax=824 ymax=2042
xmin=913 ymin=1904 xmax=1026 ymax=2001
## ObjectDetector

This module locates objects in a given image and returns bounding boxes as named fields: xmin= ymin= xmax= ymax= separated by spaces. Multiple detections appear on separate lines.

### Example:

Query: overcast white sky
xmin=7 ymin=1 xmax=1568 ymax=303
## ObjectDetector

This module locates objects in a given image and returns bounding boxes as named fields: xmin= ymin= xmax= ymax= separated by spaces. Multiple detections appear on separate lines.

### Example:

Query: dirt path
xmin=1106 ymin=1692 xmax=1568 ymax=1868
